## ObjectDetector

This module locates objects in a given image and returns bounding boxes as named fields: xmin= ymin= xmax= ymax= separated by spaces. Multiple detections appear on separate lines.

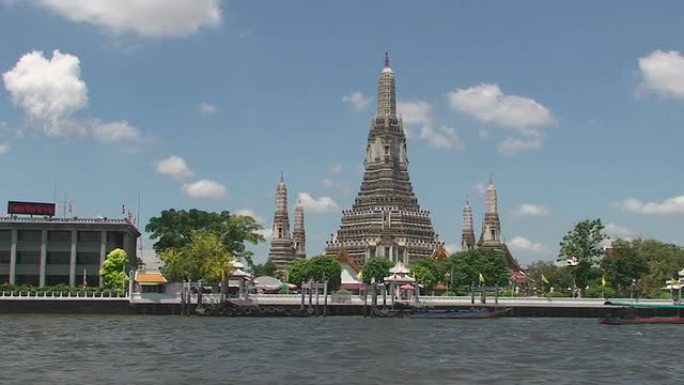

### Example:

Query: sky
xmin=1 ymin=1 xmax=684 ymax=267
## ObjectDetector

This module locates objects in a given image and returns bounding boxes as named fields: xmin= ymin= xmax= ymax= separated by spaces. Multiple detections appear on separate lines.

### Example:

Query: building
xmin=267 ymin=176 xmax=307 ymax=274
xmin=325 ymin=54 xmax=440 ymax=268
xmin=460 ymin=177 xmax=524 ymax=277
xmin=0 ymin=216 xmax=140 ymax=287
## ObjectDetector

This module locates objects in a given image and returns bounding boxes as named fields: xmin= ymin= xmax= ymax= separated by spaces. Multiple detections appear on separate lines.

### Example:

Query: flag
xmin=122 ymin=204 xmax=125 ymax=215
xmin=68 ymin=202 xmax=73 ymax=214
xmin=356 ymin=270 xmax=363 ymax=281
xmin=541 ymin=273 xmax=550 ymax=284
xmin=601 ymin=275 xmax=607 ymax=287
xmin=479 ymin=273 xmax=485 ymax=284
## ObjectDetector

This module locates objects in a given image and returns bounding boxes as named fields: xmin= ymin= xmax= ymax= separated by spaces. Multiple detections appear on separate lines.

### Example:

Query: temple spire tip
xmin=384 ymin=52 xmax=390 ymax=68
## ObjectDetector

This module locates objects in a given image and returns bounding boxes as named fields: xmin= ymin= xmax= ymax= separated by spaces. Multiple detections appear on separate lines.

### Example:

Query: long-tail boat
xmin=410 ymin=307 xmax=511 ymax=319
xmin=600 ymin=301 xmax=684 ymax=325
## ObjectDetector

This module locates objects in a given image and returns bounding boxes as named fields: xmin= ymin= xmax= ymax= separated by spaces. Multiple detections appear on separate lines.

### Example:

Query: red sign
xmin=7 ymin=201 xmax=56 ymax=216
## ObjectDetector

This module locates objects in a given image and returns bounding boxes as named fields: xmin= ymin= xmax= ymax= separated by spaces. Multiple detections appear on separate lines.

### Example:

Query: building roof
xmin=335 ymin=247 xmax=360 ymax=273
xmin=135 ymin=271 xmax=168 ymax=285
xmin=0 ymin=216 xmax=141 ymax=237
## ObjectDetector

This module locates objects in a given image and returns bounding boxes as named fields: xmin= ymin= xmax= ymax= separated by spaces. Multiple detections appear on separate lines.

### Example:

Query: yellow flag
xmin=601 ymin=275 xmax=607 ymax=287
xmin=541 ymin=273 xmax=550 ymax=284
xmin=479 ymin=273 xmax=485 ymax=283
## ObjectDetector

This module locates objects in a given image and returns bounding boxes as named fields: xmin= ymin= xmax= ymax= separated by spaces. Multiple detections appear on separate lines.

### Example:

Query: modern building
xmin=267 ymin=176 xmax=307 ymax=274
xmin=0 ymin=216 xmax=140 ymax=287
xmin=325 ymin=54 xmax=440 ymax=268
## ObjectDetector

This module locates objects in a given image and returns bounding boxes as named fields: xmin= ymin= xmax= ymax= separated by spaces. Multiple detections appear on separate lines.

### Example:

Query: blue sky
xmin=1 ymin=1 xmax=684 ymax=267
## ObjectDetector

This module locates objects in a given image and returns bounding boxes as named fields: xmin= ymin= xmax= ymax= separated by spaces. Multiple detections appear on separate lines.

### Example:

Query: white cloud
xmin=420 ymin=125 xmax=463 ymax=151
xmin=297 ymin=192 xmax=339 ymax=213
xmin=154 ymin=156 xmax=193 ymax=179
xmin=448 ymin=84 xmax=553 ymax=154
xmin=397 ymin=100 xmax=464 ymax=151
xmin=321 ymin=178 xmax=350 ymax=193
xmin=2 ymin=50 xmax=139 ymax=143
xmin=497 ymin=135 xmax=543 ymax=155
xmin=448 ymin=84 xmax=553 ymax=131
xmin=444 ymin=244 xmax=460 ymax=254
xmin=92 ymin=120 xmax=140 ymax=143
xmin=398 ymin=100 xmax=432 ymax=125
xmin=3 ymin=50 xmax=87 ymax=133
xmin=199 ymin=102 xmax=218 ymax=115
xmin=508 ymin=236 xmax=547 ymax=254
xmin=638 ymin=50 xmax=684 ymax=99
xmin=605 ymin=223 xmax=637 ymax=240
xmin=0 ymin=143 xmax=8 ymax=154
xmin=234 ymin=208 xmax=265 ymax=225
xmin=621 ymin=195 xmax=684 ymax=215
xmin=256 ymin=228 xmax=273 ymax=241
xmin=515 ymin=203 xmax=549 ymax=217
xmin=329 ymin=163 xmax=343 ymax=174
xmin=342 ymin=91 xmax=370 ymax=111
xmin=182 ymin=179 xmax=228 ymax=199
xmin=37 ymin=0 xmax=222 ymax=38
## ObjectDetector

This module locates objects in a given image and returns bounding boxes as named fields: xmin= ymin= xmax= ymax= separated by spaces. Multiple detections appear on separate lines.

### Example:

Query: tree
xmin=100 ymin=248 xmax=129 ymax=292
xmin=252 ymin=260 xmax=278 ymax=277
xmin=286 ymin=259 xmax=311 ymax=286
xmin=445 ymin=249 xmax=509 ymax=288
xmin=409 ymin=259 xmax=441 ymax=291
xmin=601 ymin=239 xmax=650 ymax=296
xmin=360 ymin=256 xmax=393 ymax=284
xmin=286 ymin=256 xmax=342 ymax=291
xmin=146 ymin=209 xmax=264 ymax=260
xmin=558 ymin=219 xmax=607 ymax=290
xmin=158 ymin=230 xmax=234 ymax=284
xmin=627 ymin=239 xmax=684 ymax=297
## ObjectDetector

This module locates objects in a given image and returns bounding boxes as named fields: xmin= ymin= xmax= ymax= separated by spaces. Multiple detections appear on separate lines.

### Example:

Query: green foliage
xmin=286 ymin=255 xmax=342 ymax=291
xmin=584 ymin=286 xmax=616 ymax=298
xmin=99 ymin=248 xmax=129 ymax=291
xmin=286 ymin=259 xmax=311 ymax=286
xmin=360 ymin=256 xmax=393 ymax=284
xmin=558 ymin=218 xmax=607 ymax=289
xmin=444 ymin=249 xmax=509 ymax=288
xmin=335 ymin=289 xmax=352 ymax=295
xmin=277 ymin=287 xmax=290 ymax=294
xmin=252 ymin=260 xmax=278 ymax=277
xmin=158 ymin=230 xmax=234 ymax=284
xmin=408 ymin=259 xmax=441 ymax=291
xmin=601 ymin=239 xmax=650 ymax=296
xmin=146 ymin=208 xmax=264 ymax=260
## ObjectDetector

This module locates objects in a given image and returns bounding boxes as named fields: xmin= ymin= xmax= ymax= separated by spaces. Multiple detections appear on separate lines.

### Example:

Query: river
xmin=0 ymin=315 xmax=682 ymax=384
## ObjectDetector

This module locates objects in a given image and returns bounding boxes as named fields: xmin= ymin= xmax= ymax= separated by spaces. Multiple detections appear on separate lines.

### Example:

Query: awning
xmin=135 ymin=272 xmax=168 ymax=286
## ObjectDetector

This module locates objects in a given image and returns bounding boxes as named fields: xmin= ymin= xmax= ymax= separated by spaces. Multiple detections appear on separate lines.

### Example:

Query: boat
xmin=600 ymin=301 xmax=684 ymax=325
xmin=410 ymin=307 xmax=511 ymax=319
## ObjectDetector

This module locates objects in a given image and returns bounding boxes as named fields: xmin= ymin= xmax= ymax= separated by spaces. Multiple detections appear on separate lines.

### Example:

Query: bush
xmin=335 ymin=289 xmax=352 ymax=295
xmin=544 ymin=291 xmax=568 ymax=298
xmin=584 ymin=286 xmax=616 ymax=298
xmin=441 ymin=291 xmax=457 ymax=296
xmin=277 ymin=287 xmax=289 ymax=294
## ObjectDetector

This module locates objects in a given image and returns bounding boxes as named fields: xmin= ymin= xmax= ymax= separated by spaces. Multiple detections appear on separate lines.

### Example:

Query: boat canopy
xmin=605 ymin=301 xmax=684 ymax=309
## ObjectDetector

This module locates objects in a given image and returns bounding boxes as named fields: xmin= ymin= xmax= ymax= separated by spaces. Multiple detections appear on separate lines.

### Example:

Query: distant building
xmin=0 ymin=216 xmax=140 ymax=287
xmin=267 ymin=176 xmax=307 ymax=274
xmin=325 ymin=53 xmax=440 ymax=268
xmin=460 ymin=177 xmax=524 ymax=279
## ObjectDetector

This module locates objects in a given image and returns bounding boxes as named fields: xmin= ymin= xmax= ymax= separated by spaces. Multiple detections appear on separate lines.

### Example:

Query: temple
xmin=461 ymin=176 xmax=523 ymax=275
xmin=267 ymin=176 xmax=306 ymax=273
xmin=325 ymin=54 xmax=440 ymax=268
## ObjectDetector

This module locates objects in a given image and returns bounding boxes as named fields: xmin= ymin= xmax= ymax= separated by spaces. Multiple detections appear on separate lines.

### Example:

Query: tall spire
xmin=485 ymin=175 xmax=498 ymax=214
xmin=293 ymin=200 xmax=306 ymax=259
xmin=268 ymin=176 xmax=294 ymax=274
xmin=326 ymin=54 xmax=438 ymax=267
xmin=479 ymin=175 xmax=502 ymax=247
xmin=375 ymin=52 xmax=397 ymax=123
xmin=461 ymin=200 xmax=475 ymax=251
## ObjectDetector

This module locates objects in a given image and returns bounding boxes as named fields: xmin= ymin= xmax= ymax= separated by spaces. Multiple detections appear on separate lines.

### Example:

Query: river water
xmin=0 ymin=315 xmax=682 ymax=385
